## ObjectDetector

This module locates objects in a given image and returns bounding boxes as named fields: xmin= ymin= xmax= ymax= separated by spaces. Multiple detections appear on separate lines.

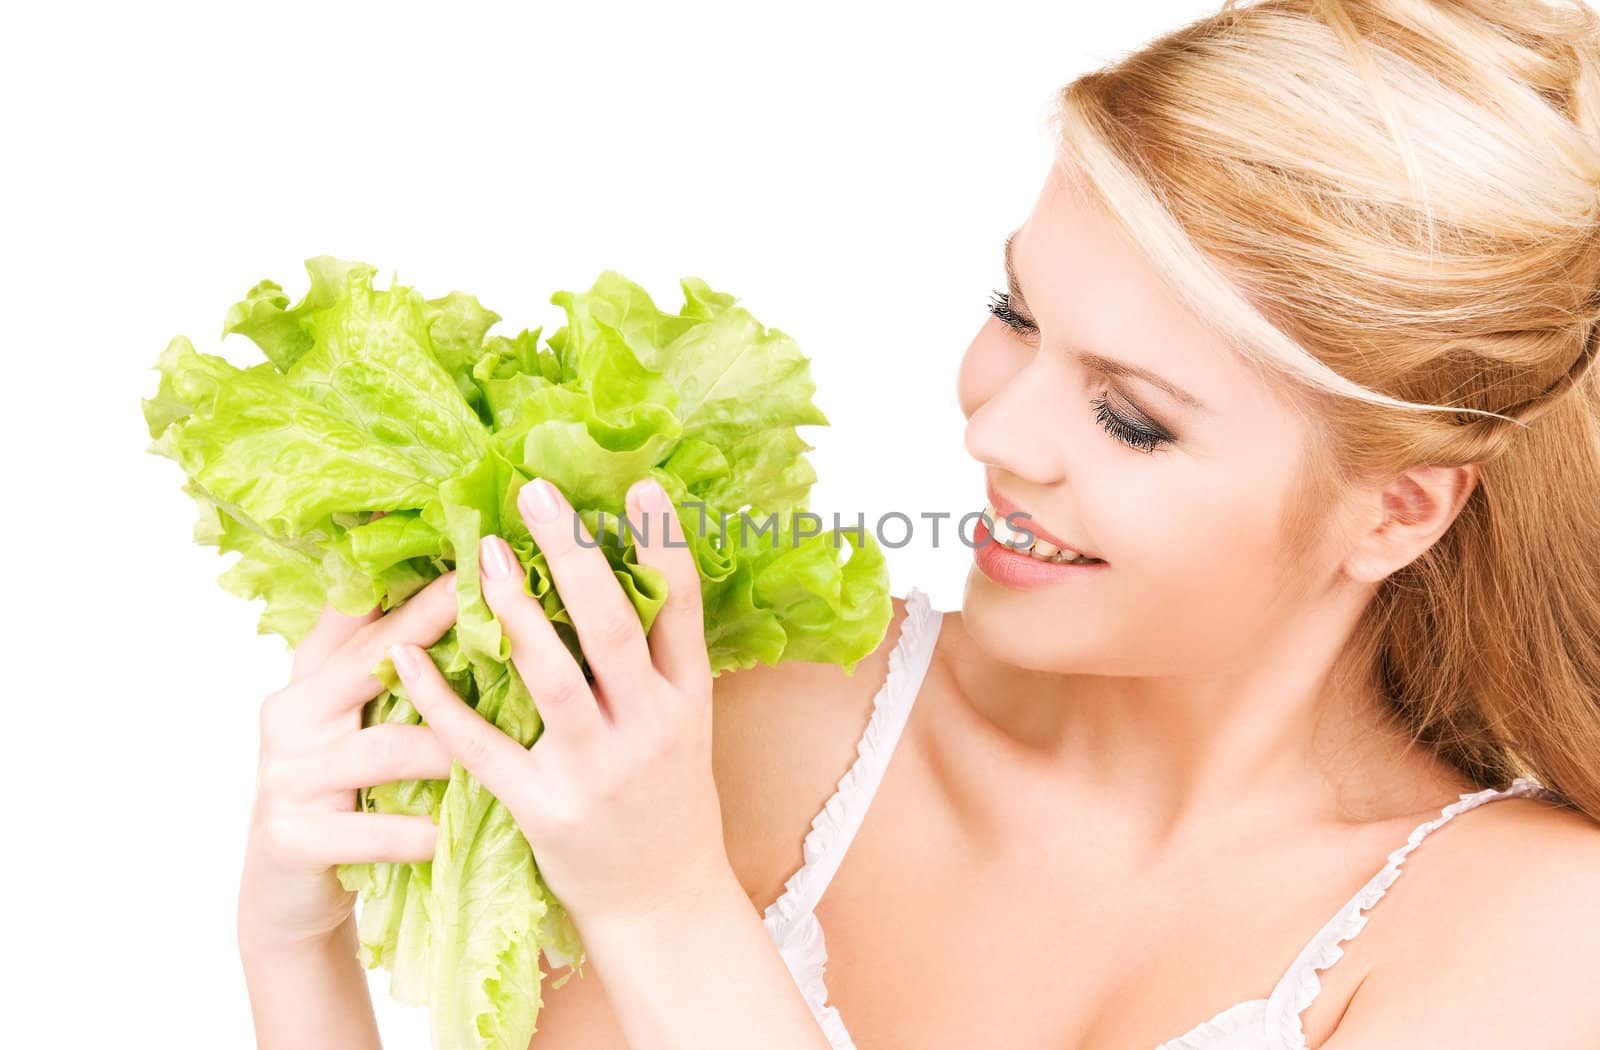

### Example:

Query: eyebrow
xmin=1004 ymin=230 xmax=1211 ymax=415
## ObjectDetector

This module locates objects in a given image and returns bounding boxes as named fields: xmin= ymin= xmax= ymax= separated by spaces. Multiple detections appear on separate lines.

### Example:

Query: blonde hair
xmin=1051 ymin=0 xmax=1600 ymax=818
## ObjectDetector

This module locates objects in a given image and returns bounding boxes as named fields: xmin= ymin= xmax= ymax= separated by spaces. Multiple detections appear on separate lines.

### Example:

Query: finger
xmin=293 ymin=601 xmax=380 ymax=684
xmin=516 ymin=477 xmax=657 ymax=719
xmin=314 ymin=570 xmax=460 ymax=714
xmin=624 ymin=476 xmax=710 ymax=695
xmin=315 ymin=724 xmax=455 ymax=790
xmin=293 ymin=811 xmax=438 ymax=866
xmin=289 ymin=511 xmax=391 ymax=683
xmin=390 ymin=642 xmax=531 ymax=804
xmin=477 ymin=533 xmax=605 ymax=744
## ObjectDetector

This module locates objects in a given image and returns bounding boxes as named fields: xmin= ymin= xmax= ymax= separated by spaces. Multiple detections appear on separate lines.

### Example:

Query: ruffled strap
xmin=760 ymin=586 xmax=944 ymax=1046
xmin=763 ymin=586 xmax=943 ymax=926
xmin=762 ymin=908 xmax=859 ymax=1050
xmin=1263 ymin=775 xmax=1566 ymax=1049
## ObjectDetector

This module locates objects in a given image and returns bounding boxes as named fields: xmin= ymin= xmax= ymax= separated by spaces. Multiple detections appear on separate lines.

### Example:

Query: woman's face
xmin=957 ymin=159 xmax=1344 ymax=678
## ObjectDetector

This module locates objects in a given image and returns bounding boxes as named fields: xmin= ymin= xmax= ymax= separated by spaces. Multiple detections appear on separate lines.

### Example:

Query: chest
xmin=805 ymin=755 xmax=1392 ymax=1050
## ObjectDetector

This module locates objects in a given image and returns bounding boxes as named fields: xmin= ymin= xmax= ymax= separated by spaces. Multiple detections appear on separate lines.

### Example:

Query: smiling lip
xmin=984 ymin=478 xmax=1102 ymax=562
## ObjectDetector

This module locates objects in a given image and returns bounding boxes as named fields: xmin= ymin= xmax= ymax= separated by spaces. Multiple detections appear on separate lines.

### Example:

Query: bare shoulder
xmin=1384 ymin=789 xmax=1600 ymax=920
xmin=1432 ymin=792 xmax=1600 ymax=945
xmin=709 ymin=593 xmax=917 ymax=911
xmin=1326 ymin=790 xmax=1600 ymax=1047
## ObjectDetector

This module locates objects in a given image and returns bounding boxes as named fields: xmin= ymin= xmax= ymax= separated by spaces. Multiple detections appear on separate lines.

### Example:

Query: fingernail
xmin=390 ymin=644 xmax=421 ymax=679
xmin=520 ymin=477 xmax=560 ymax=523
xmin=631 ymin=477 xmax=666 ymax=512
xmin=480 ymin=534 xmax=517 ymax=580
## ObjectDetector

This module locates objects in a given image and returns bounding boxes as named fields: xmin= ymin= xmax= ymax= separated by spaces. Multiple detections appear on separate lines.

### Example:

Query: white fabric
xmin=758 ymin=585 xmax=1566 ymax=1050
xmin=1153 ymin=775 xmax=1561 ymax=1050
xmin=761 ymin=586 xmax=946 ymax=1050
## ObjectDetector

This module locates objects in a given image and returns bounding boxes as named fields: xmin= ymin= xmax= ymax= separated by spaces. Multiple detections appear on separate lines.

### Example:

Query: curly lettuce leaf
xmin=142 ymin=258 xmax=893 ymax=1050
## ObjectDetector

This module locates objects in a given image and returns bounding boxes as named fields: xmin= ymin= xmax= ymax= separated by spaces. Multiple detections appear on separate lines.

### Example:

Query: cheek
xmin=1158 ymin=471 xmax=1285 ymax=581
xmin=1099 ymin=459 xmax=1308 ymax=665
xmin=957 ymin=325 xmax=1031 ymax=419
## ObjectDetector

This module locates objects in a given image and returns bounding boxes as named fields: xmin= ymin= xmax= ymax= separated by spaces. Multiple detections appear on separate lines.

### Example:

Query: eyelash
xmin=985 ymin=289 xmax=1172 ymax=455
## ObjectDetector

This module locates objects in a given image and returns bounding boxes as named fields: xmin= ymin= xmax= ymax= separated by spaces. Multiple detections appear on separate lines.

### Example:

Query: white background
xmin=2 ymin=2 xmax=1219 ymax=1045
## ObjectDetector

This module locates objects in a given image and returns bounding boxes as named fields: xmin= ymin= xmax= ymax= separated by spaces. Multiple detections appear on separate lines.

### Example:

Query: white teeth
xmin=983 ymin=503 xmax=1101 ymax=564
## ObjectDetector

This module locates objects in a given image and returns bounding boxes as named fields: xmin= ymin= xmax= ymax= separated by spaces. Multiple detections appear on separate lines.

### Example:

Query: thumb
xmin=290 ymin=511 xmax=392 ymax=680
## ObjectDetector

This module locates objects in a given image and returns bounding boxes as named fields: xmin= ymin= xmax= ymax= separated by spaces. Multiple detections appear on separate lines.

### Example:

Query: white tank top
xmin=758 ymin=585 xmax=1563 ymax=1050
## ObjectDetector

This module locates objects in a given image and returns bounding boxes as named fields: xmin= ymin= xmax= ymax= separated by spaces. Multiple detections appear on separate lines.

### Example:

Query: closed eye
xmin=985 ymin=289 xmax=1173 ymax=455
xmin=987 ymin=289 xmax=1035 ymax=333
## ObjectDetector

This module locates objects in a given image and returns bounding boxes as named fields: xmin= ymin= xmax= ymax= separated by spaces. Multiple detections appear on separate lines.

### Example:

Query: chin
xmin=959 ymin=569 xmax=1100 ymax=673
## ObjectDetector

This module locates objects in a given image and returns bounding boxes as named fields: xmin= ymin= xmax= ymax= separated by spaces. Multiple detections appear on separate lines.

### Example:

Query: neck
xmin=939 ymin=597 xmax=1469 ymax=858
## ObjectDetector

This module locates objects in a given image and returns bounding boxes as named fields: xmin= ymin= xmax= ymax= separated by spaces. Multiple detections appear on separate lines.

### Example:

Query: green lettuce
xmin=141 ymin=259 xmax=892 ymax=1049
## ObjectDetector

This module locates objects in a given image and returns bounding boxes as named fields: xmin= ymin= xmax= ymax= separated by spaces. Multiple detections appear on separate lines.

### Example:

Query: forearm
xmin=238 ymin=911 xmax=382 ymax=1050
xmin=579 ymin=870 xmax=832 ymax=1050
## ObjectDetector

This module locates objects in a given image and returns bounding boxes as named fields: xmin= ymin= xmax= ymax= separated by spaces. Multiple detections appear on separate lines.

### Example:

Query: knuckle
xmin=591 ymin=607 xmax=639 ymax=650
xmin=638 ymin=721 xmax=675 ymax=763
xmin=534 ymin=669 xmax=587 ymax=710
xmin=348 ymin=617 xmax=383 ymax=654
xmin=259 ymin=812 xmax=302 ymax=861
xmin=353 ymin=633 xmax=392 ymax=679
xmin=594 ymin=766 xmax=630 ymax=804
xmin=662 ymin=595 xmax=703 ymax=625
xmin=539 ymin=791 xmax=585 ymax=837
xmin=258 ymin=755 xmax=295 ymax=798
xmin=365 ymin=726 xmax=404 ymax=777
xmin=257 ymin=690 xmax=295 ymax=752
xmin=456 ymin=730 xmax=493 ymax=771
xmin=327 ymin=629 xmax=383 ymax=686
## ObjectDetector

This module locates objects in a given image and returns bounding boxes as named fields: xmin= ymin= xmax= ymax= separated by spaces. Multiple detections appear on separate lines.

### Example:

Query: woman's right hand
xmin=236 ymin=565 xmax=461 ymax=952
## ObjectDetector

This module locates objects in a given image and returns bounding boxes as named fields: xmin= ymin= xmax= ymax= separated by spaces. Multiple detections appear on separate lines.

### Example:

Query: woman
xmin=237 ymin=1 xmax=1600 ymax=1047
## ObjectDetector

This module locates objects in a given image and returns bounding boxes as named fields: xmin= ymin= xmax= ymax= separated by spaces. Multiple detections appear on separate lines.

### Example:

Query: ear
xmin=1342 ymin=463 xmax=1480 ymax=583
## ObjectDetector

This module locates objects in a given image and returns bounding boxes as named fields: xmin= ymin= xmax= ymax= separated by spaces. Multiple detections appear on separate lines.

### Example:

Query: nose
xmin=962 ymin=357 xmax=1069 ymax=486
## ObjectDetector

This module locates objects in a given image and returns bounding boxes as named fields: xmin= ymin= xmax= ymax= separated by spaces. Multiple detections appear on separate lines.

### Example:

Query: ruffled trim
xmin=1263 ymin=775 xmax=1565 ymax=1050
xmin=763 ymin=586 xmax=941 ymax=929
xmin=760 ymin=586 xmax=943 ymax=1048
xmin=760 ymin=908 xmax=858 ymax=1050
xmin=1153 ymin=996 xmax=1270 ymax=1050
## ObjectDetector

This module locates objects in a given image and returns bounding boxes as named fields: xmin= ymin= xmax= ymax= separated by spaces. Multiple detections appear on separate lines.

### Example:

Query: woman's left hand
xmin=387 ymin=474 xmax=731 ymax=933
